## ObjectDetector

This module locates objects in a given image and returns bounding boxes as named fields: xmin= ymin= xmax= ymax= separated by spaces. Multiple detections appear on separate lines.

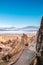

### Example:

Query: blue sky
xmin=0 ymin=0 xmax=43 ymax=27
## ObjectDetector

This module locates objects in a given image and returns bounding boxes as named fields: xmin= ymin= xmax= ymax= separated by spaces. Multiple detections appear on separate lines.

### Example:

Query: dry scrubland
xmin=0 ymin=33 xmax=36 ymax=65
xmin=0 ymin=34 xmax=36 ymax=43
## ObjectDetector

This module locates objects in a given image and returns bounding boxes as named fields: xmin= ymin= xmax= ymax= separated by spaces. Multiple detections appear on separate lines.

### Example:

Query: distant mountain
xmin=18 ymin=26 xmax=39 ymax=31
xmin=20 ymin=26 xmax=39 ymax=29
xmin=0 ymin=27 xmax=17 ymax=31
xmin=0 ymin=26 xmax=39 ymax=31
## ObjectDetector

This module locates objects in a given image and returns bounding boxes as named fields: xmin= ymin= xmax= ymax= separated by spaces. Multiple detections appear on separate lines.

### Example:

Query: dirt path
xmin=13 ymin=42 xmax=36 ymax=65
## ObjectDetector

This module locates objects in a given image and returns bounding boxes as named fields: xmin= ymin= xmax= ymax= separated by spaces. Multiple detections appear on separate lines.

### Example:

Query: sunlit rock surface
xmin=0 ymin=33 xmax=36 ymax=65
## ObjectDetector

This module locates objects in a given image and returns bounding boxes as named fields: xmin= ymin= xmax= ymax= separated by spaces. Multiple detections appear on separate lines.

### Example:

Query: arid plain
xmin=0 ymin=33 xmax=36 ymax=65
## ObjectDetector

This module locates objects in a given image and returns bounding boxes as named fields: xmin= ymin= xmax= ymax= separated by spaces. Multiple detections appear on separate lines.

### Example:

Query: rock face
xmin=36 ymin=16 xmax=43 ymax=55
xmin=21 ymin=33 xmax=28 ymax=46
xmin=30 ymin=16 xmax=43 ymax=65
